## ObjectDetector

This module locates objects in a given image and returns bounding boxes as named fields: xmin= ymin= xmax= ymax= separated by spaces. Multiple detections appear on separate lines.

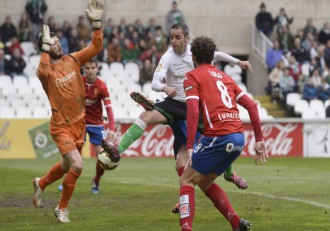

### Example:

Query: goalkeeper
xmin=32 ymin=0 xmax=104 ymax=223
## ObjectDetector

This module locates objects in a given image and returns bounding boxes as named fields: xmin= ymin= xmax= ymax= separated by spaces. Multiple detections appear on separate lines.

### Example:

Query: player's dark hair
xmin=190 ymin=36 xmax=216 ymax=65
xmin=37 ymin=32 xmax=56 ymax=52
xmin=86 ymin=57 xmax=98 ymax=66
xmin=171 ymin=23 xmax=189 ymax=37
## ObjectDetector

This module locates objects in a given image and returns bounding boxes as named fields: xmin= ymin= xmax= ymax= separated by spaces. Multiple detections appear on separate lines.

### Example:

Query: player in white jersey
xmin=107 ymin=23 xmax=252 ymax=211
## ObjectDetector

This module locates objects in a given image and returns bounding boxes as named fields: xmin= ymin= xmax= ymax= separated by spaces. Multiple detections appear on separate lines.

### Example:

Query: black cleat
xmin=101 ymin=140 xmax=121 ymax=163
xmin=130 ymin=92 xmax=154 ymax=111
xmin=234 ymin=218 xmax=251 ymax=231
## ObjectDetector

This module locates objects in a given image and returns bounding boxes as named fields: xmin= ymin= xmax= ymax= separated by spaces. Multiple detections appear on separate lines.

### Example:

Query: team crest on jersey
xmin=93 ymin=87 xmax=99 ymax=95
xmin=156 ymin=63 xmax=163 ymax=72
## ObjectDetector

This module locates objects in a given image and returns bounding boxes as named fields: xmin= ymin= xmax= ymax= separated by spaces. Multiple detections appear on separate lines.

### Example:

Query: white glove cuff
xmin=41 ymin=43 xmax=51 ymax=53
xmin=92 ymin=21 xmax=102 ymax=29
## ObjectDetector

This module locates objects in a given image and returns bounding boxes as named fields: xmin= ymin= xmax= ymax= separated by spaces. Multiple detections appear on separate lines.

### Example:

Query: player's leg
xmin=193 ymin=133 xmax=250 ymax=230
xmin=87 ymin=125 xmax=105 ymax=194
xmin=53 ymin=119 xmax=85 ymax=222
xmin=178 ymin=165 xmax=202 ymax=231
xmin=198 ymin=122 xmax=248 ymax=190
xmin=117 ymin=109 xmax=167 ymax=153
xmin=33 ymin=161 xmax=68 ymax=207
xmin=33 ymin=126 xmax=74 ymax=207
xmin=224 ymin=164 xmax=248 ymax=189
xmin=55 ymin=149 xmax=83 ymax=223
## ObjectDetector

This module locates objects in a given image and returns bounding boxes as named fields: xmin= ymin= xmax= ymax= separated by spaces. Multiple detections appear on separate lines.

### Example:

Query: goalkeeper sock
xmin=225 ymin=164 xmax=233 ymax=178
xmin=118 ymin=118 xmax=147 ymax=153
xmin=59 ymin=168 xmax=81 ymax=209
xmin=39 ymin=162 xmax=66 ymax=190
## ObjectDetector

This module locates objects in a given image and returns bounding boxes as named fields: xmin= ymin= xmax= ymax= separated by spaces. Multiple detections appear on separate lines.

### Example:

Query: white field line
xmin=118 ymin=180 xmax=330 ymax=210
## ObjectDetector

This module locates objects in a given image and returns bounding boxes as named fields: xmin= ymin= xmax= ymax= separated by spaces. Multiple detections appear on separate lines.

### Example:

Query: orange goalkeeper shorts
xmin=50 ymin=118 xmax=86 ymax=155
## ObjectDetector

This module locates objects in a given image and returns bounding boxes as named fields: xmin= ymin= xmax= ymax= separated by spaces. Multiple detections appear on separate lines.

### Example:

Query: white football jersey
xmin=153 ymin=45 xmax=194 ymax=102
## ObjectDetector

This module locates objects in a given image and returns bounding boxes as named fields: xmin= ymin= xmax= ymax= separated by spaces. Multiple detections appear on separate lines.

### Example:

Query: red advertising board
xmin=93 ymin=122 xmax=303 ymax=158
xmin=242 ymin=123 xmax=303 ymax=157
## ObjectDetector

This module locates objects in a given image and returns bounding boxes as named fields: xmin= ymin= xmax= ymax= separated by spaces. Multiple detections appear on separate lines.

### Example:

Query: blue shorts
xmin=170 ymin=120 xmax=202 ymax=158
xmin=85 ymin=125 xmax=105 ymax=146
xmin=191 ymin=133 xmax=244 ymax=176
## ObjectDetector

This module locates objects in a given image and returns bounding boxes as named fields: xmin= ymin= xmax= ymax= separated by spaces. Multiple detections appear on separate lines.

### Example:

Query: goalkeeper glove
xmin=41 ymin=25 xmax=54 ymax=53
xmin=85 ymin=0 xmax=104 ymax=29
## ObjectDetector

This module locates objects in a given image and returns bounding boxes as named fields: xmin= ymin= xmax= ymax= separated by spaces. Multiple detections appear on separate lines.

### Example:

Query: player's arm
xmin=100 ymin=84 xmax=116 ymax=141
xmin=236 ymin=89 xmax=268 ymax=165
xmin=184 ymin=73 xmax=200 ymax=167
xmin=213 ymin=51 xmax=254 ymax=73
xmin=37 ymin=25 xmax=54 ymax=82
xmin=102 ymin=88 xmax=115 ymax=131
xmin=151 ymin=53 xmax=176 ymax=97
xmin=72 ymin=0 xmax=104 ymax=66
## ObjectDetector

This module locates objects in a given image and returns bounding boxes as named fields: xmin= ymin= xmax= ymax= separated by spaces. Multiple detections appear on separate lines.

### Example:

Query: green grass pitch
xmin=0 ymin=157 xmax=329 ymax=231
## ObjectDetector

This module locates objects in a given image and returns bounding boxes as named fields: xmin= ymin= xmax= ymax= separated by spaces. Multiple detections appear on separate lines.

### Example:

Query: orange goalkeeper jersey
xmin=37 ymin=30 xmax=103 ymax=127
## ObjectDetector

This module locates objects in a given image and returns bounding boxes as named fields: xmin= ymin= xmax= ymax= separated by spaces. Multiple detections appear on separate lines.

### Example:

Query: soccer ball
xmin=97 ymin=148 xmax=120 ymax=170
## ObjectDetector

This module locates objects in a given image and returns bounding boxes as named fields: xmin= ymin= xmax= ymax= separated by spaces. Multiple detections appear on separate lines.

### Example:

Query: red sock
xmin=205 ymin=183 xmax=240 ymax=230
xmin=177 ymin=166 xmax=185 ymax=177
xmin=59 ymin=168 xmax=81 ymax=209
xmin=93 ymin=161 xmax=105 ymax=184
xmin=39 ymin=162 xmax=66 ymax=190
xmin=179 ymin=185 xmax=195 ymax=231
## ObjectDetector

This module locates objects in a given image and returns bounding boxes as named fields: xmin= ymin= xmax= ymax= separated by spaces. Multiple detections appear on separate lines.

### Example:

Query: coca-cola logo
xmin=123 ymin=124 xmax=174 ymax=157
xmin=243 ymin=123 xmax=303 ymax=157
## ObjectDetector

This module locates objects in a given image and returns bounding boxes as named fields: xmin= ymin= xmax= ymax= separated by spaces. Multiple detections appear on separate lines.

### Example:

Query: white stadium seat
xmin=125 ymin=62 xmax=140 ymax=82
xmin=294 ymin=99 xmax=309 ymax=115
xmin=286 ymin=93 xmax=301 ymax=108
xmin=16 ymin=107 xmax=32 ymax=118
xmin=10 ymin=99 xmax=27 ymax=108
xmin=32 ymin=107 xmax=50 ymax=118
xmin=0 ymin=107 xmax=16 ymax=118
xmin=309 ymin=99 xmax=324 ymax=110
xmin=21 ymin=41 xmax=37 ymax=57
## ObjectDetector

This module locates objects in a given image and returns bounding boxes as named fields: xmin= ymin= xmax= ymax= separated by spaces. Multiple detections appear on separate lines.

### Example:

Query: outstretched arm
xmin=214 ymin=51 xmax=254 ymax=73
xmin=72 ymin=0 xmax=104 ymax=66
xmin=237 ymin=93 xmax=268 ymax=164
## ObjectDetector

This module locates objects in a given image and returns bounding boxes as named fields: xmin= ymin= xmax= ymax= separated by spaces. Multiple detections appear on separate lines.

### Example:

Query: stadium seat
xmin=32 ymin=107 xmax=50 ymax=118
xmin=10 ymin=99 xmax=27 ymax=108
xmin=113 ymin=105 xmax=130 ymax=120
xmin=110 ymin=62 xmax=127 ymax=79
xmin=309 ymin=99 xmax=324 ymax=110
xmin=294 ymin=99 xmax=309 ymax=115
xmin=301 ymin=109 xmax=315 ymax=119
xmin=128 ymin=105 xmax=144 ymax=119
xmin=127 ymin=83 xmax=142 ymax=93
xmin=0 ymin=98 xmax=10 ymax=107
xmin=16 ymin=107 xmax=32 ymax=118
xmin=125 ymin=62 xmax=140 ymax=82
xmin=0 ymin=106 xmax=16 ymax=118
xmin=237 ymin=105 xmax=250 ymax=121
xmin=324 ymin=99 xmax=330 ymax=109
xmin=21 ymin=41 xmax=37 ymax=57
xmin=0 ymin=75 xmax=13 ymax=87
xmin=286 ymin=93 xmax=301 ymax=108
